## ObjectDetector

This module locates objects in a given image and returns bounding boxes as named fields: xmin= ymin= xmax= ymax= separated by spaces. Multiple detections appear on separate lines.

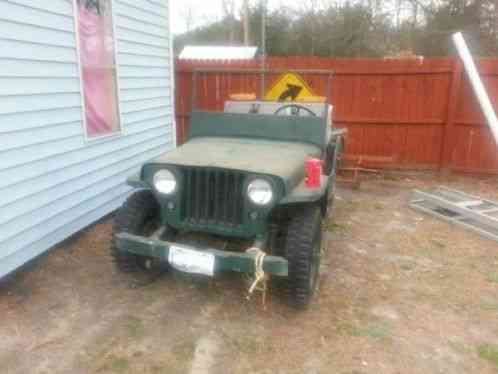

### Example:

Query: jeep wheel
xmin=284 ymin=205 xmax=322 ymax=309
xmin=111 ymin=190 xmax=165 ymax=281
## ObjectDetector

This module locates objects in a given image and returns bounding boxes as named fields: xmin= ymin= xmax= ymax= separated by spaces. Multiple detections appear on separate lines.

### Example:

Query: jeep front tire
xmin=284 ymin=205 xmax=323 ymax=308
xmin=111 ymin=190 xmax=163 ymax=279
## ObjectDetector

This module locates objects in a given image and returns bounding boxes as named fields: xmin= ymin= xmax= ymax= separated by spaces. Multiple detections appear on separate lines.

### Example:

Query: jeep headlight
xmin=153 ymin=169 xmax=177 ymax=194
xmin=247 ymin=179 xmax=273 ymax=205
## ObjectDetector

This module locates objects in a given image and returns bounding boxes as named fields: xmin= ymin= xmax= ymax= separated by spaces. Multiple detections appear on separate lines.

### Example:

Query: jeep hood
xmin=150 ymin=137 xmax=322 ymax=192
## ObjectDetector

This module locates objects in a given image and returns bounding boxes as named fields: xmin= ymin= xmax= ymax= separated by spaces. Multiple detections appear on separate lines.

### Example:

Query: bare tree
xmin=299 ymin=0 xmax=321 ymax=55
xmin=180 ymin=4 xmax=196 ymax=33
xmin=174 ymin=0 xmax=498 ymax=57
xmin=222 ymin=0 xmax=237 ymax=43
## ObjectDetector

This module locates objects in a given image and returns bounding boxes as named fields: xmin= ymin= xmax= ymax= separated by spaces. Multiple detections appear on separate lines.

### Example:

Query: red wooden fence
xmin=175 ymin=57 xmax=498 ymax=174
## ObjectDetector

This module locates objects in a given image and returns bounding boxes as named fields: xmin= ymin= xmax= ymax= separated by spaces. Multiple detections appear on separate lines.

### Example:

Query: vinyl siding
xmin=0 ymin=0 xmax=174 ymax=278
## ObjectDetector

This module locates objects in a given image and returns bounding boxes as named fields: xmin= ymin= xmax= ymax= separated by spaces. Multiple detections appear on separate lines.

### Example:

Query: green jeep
xmin=112 ymin=78 xmax=345 ymax=308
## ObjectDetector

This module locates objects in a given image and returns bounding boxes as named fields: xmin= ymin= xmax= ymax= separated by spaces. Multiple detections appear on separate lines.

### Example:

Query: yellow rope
xmin=245 ymin=247 xmax=268 ymax=305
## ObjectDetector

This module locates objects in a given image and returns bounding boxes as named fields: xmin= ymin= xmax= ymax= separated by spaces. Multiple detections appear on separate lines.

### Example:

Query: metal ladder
xmin=410 ymin=186 xmax=498 ymax=243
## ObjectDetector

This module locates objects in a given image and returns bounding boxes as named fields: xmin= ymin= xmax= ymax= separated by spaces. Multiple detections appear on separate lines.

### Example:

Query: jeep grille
xmin=180 ymin=167 xmax=245 ymax=228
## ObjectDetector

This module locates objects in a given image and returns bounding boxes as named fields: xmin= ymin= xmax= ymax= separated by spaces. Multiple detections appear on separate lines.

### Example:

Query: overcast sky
xmin=171 ymin=0 xmax=280 ymax=35
xmin=170 ymin=1 xmax=411 ymax=35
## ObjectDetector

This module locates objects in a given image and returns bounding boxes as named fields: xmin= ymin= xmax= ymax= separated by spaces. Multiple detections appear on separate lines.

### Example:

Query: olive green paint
xmin=115 ymin=232 xmax=289 ymax=276
xmin=148 ymin=137 xmax=321 ymax=193
xmin=188 ymin=111 xmax=327 ymax=150
xmin=279 ymin=176 xmax=329 ymax=204
xmin=126 ymin=174 xmax=148 ymax=189
xmin=140 ymin=164 xmax=282 ymax=238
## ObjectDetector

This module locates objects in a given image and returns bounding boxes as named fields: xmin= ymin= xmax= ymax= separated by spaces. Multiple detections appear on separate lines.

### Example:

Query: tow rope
xmin=245 ymin=247 xmax=268 ymax=307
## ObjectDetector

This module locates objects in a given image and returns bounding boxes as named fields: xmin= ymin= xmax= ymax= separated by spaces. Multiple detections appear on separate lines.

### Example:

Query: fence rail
xmin=175 ymin=57 xmax=498 ymax=174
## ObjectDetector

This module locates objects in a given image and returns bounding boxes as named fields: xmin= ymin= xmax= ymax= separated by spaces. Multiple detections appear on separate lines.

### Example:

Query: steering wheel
xmin=273 ymin=104 xmax=317 ymax=117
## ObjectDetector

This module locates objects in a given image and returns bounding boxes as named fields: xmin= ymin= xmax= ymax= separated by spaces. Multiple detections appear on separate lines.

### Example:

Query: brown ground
xmin=1 ymin=173 xmax=498 ymax=374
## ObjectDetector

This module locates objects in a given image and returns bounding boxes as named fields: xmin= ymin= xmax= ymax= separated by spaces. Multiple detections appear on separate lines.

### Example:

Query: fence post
xmin=440 ymin=59 xmax=463 ymax=173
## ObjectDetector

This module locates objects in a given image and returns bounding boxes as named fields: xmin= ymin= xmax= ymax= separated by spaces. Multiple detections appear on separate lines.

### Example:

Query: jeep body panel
xmin=146 ymin=136 xmax=321 ymax=193
xmin=223 ymin=100 xmax=333 ymax=145
xmin=137 ymin=136 xmax=323 ymax=239
xmin=188 ymin=111 xmax=328 ymax=150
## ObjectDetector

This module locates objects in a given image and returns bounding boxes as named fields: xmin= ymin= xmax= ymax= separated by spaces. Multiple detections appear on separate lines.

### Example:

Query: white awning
xmin=179 ymin=46 xmax=258 ymax=60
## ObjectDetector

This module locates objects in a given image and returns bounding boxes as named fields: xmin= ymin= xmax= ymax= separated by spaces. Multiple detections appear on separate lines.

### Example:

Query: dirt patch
xmin=1 ymin=173 xmax=498 ymax=373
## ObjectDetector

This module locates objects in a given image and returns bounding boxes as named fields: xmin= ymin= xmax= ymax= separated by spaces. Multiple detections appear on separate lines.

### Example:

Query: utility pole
xmin=260 ymin=0 xmax=267 ymax=98
xmin=243 ymin=0 xmax=250 ymax=45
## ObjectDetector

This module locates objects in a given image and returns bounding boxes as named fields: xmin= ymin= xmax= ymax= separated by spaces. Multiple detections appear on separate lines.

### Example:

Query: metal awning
xmin=179 ymin=46 xmax=258 ymax=60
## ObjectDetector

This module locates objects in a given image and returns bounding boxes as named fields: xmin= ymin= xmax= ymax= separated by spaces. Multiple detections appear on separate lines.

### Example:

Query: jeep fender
xmin=126 ymin=174 xmax=150 ymax=189
xmin=278 ymin=175 xmax=329 ymax=206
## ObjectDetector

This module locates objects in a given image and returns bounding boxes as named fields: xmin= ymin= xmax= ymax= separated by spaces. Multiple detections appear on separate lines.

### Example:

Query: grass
xmin=150 ymin=363 xmax=185 ymax=374
xmin=481 ymin=301 xmax=498 ymax=311
xmin=324 ymin=220 xmax=348 ymax=233
xmin=110 ymin=357 xmax=130 ymax=372
xmin=233 ymin=335 xmax=261 ymax=354
xmin=430 ymin=239 xmax=447 ymax=249
xmin=448 ymin=341 xmax=473 ymax=355
xmin=223 ymin=331 xmax=263 ymax=355
xmin=99 ymin=355 xmax=130 ymax=373
xmin=486 ymin=273 xmax=498 ymax=284
xmin=359 ymin=323 xmax=392 ymax=339
xmin=374 ymin=202 xmax=385 ymax=210
xmin=220 ymin=327 xmax=274 ymax=356
xmin=337 ymin=321 xmax=392 ymax=340
xmin=400 ymin=262 xmax=415 ymax=271
xmin=477 ymin=344 xmax=498 ymax=368
xmin=171 ymin=339 xmax=196 ymax=360
xmin=125 ymin=316 xmax=145 ymax=339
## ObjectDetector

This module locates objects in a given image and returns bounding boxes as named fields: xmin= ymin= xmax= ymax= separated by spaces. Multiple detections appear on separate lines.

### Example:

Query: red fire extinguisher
xmin=305 ymin=158 xmax=323 ymax=188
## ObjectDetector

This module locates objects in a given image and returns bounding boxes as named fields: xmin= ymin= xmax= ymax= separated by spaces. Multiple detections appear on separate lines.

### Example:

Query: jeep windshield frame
xmin=190 ymin=68 xmax=333 ymax=123
xmin=188 ymin=111 xmax=327 ymax=150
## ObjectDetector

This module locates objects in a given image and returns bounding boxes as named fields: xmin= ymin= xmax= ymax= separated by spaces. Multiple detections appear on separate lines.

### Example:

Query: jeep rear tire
xmin=284 ymin=205 xmax=323 ymax=309
xmin=111 ymin=190 xmax=163 ymax=280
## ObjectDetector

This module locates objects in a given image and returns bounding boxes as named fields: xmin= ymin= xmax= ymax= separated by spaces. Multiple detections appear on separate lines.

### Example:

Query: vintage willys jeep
xmin=113 ymin=75 xmax=344 ymax=308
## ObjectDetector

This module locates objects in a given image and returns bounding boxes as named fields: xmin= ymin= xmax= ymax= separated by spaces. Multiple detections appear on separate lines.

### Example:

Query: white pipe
xmin=452 ymin=32 xmax=498 ymax=146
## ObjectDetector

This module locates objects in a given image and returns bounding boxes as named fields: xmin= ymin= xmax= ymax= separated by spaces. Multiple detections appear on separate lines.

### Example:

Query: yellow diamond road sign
xmin=265 ymin=73 xmax=317 ymax=101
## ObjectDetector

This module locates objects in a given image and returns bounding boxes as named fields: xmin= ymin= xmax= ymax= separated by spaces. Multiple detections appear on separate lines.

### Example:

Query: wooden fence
xmin=175 ymin=57 xmax=498 ymax=174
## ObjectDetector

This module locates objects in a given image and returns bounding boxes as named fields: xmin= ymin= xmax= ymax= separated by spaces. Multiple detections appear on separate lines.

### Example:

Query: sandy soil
xmin=1 ymin=173 xmax=498 ymax=374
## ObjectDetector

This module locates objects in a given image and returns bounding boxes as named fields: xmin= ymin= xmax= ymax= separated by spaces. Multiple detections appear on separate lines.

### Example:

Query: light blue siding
xmin=0 ymin=59 xmax=79 ymax=78
xmin=0 ymin=0 xmax=174 ymax=278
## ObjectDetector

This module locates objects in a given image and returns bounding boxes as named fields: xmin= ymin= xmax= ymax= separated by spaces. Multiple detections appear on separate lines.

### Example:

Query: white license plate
xmin=168 ymin=246 xmax=215 ymax=276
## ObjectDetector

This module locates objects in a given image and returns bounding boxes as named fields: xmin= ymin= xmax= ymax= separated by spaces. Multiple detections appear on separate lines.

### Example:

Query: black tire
xmin=111 ymin=190 xmax=163 ymax=278
xmin=324 ymin=142 xmax=336 ymax=176
xmin=324 ymin=136 xmax=345 ymax=175
xmin=284 ymin=205 xmax=323 ymax=309
xmin=321 ymin=184 xmax=336 ymax=218
xmin=322 ymin=136 xmax=344 ymax=217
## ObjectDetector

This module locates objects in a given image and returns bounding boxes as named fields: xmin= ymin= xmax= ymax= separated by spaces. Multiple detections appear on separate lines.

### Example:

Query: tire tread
xmin=285 ymin=205 xmax=322 ymax=308
xmin=111 ymin=190 xmax=158 ymax=274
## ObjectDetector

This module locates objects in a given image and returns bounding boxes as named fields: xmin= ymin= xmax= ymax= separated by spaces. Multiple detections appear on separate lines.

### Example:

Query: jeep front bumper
xmin=115 ymin=233 xmax=288 ymax=277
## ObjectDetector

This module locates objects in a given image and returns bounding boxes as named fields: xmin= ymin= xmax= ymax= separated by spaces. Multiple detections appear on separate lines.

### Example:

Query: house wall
xmin=0 ymin=0 xmax=174 ymax=278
